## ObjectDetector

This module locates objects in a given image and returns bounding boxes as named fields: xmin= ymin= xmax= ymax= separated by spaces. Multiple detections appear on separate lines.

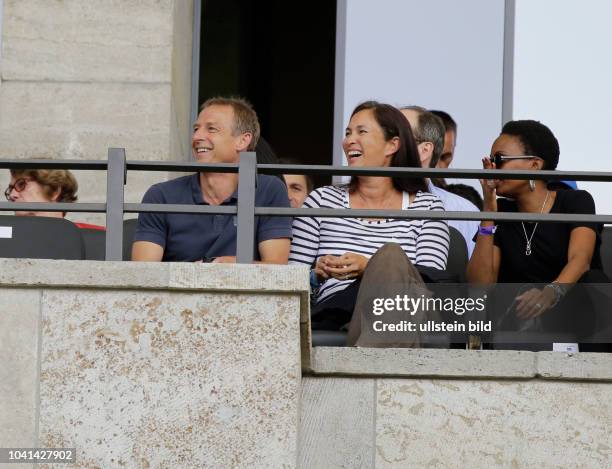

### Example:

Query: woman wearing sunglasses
xmin=467 ymin=120 xmax=606 ymax=348
xmin=5 ymin=169 xmax=103 ymax=230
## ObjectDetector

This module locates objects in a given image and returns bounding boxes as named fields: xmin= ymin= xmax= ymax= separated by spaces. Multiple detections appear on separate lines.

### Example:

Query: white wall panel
xmin=514 ymin=0 xmax=612 ymax=214
xmin=337 ymin=0 xmax=506 ymax=188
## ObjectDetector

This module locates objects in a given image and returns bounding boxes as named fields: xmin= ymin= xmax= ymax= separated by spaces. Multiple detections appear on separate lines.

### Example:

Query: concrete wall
xmin=0 ymin=0 xmax=194 ymax=224
xmin=0 ymin=260 xmax=309 ymax=468
xmin=1 ymin=258 xmax=611 ymax=468
xmin=301 ymin=348 xmax=612 ymax=468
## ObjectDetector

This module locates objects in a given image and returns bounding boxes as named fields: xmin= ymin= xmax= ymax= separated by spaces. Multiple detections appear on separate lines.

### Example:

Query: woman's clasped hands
xmin=315 ymin=252 xmax=369 ymax=282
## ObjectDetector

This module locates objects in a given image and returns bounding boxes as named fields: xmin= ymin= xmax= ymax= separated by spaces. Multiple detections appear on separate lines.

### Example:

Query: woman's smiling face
xmin=343 ymin=109 xmax=398 ymax=168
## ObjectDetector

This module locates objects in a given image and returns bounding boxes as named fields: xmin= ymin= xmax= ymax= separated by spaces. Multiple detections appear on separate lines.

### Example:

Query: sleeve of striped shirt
xmin=415 ymin=197 xmax=450 ymax=269
xmin=289 ymin=189 xmax=323 ymax=267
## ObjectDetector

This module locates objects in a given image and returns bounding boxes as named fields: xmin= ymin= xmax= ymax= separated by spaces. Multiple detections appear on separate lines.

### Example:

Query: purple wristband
xmin=478 ymin=225 xmax=496 ymax=235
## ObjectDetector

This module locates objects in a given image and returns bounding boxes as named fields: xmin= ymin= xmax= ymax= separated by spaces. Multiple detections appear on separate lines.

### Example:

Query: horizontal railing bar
xmin=0 ymin=202 xmax=106 ymax=212
xmin=254 ymin=207 xmax=612 ymax=224
xmin=126 ymin=161 xmax=239 ymax=173
xmin=257 ymin=164 xmax=612 ymax=181
xmin=1 ymin=202 xmax=608 ymax=223
xmin=124 ymin=203 xmax=237 ymax=215
xmin=1 ymin=158 xmax=610 ymax=181
xmin=0 ymin=159 xmax=108 ymax=170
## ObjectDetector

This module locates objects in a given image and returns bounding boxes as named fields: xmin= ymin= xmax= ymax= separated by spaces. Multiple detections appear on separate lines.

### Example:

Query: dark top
xmin=134 ymin=173 xmax=292 ymax=261
xmin=494 ymin=190 xmax=602 ymax=283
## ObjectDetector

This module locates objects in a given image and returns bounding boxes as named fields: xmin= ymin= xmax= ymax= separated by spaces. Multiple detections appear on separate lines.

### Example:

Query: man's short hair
xmin=200 ymin=97 xmax=261 ymax=151
xmin=279 ymin=157 xmax=314 ymax=193
xmin=400 ymin=106 xmax=445 ymax=167
xmin=430 ymin=110 xmax=457 ymax=134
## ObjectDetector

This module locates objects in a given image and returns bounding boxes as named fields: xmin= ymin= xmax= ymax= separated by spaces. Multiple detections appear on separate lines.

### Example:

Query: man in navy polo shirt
xmin=132 ymin=97 xmax=291 ymax=263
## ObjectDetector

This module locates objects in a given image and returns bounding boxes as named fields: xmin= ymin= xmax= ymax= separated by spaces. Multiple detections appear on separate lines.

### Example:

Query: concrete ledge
xmin=536 ymin=352 xmax=612 ymax=381
xmin=0 ymin=259 xmax=310 ymax=293
xmin=308 ymin=347 xmax=536 ymax=378
xmin=308 ymin=347 xmax=612 ymax=381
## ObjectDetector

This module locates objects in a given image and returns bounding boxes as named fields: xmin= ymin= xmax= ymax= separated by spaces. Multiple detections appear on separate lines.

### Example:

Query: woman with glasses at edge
xmin=289 ymin=101 xmax=450 ymax=346
xmin=5 ymin=169 xmax=104 ymax=230
xmin=467 ymin=120 xmax=608 ymax=351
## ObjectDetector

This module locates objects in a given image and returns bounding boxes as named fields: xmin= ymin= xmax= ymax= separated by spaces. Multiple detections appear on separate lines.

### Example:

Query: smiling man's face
xmin=192 ymin=104 xmax=250 ymax=164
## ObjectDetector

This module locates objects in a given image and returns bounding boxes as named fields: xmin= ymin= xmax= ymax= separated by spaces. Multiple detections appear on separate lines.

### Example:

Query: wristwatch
xmin=544 ymin=283 xmax=568 ymax=307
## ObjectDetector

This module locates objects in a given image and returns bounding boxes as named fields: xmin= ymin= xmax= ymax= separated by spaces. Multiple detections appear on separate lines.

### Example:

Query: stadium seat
xmin=122 ymin=218 xmax=138 ymax=261
xmin=0 ymin=215 xmax=85 ymax=260
xmin=601 ymin=226 xmax=612 ymax=278
xmin=312 ymin=330 xmax=348 ymax=347
xmin=81 ymin=228 xmax=106 ymax=261
xmin=447 ymin=226 xmax=468 ymax=281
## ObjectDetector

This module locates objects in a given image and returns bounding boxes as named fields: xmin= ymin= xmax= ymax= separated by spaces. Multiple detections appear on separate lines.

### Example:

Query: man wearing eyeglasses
xmin=131 ymin=97 xmax=292 ymax=263
xmin=400 ymin=106 xmax=480 ymax=257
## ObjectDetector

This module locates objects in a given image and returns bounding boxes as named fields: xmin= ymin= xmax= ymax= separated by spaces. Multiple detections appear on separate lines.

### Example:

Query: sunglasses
xmin=491 ymin=154 xmax=540 ymax=168
xmin=4 ymin=178 xmax=31 ymax=200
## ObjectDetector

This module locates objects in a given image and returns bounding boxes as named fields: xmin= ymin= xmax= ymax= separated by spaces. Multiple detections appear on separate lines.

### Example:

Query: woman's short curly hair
xmin=501 ymin=120 xmax=560 ymax=170
xmin=9 ymin=168 xmax=78 ymax=203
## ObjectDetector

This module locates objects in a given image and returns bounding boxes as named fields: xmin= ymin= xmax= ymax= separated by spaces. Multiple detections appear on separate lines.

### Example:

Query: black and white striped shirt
xmin=289 ymin=185 xmax=450 ymax=303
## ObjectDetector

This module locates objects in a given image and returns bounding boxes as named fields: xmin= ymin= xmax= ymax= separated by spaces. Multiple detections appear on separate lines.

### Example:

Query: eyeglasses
xmin=4 ymin=178 xmax=30 ymax=200
xmin=492 ymin=154 xmax=540 ymax=168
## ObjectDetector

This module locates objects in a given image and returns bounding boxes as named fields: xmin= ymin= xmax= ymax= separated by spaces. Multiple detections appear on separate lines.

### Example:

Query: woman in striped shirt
xmin=289 ymin=101 xmax=450 ymax=345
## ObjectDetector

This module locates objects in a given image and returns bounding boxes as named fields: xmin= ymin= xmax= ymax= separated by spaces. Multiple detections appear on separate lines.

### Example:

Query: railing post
xmin=236 ymin=151 xmax=257 ymax=263
xmin=105 ymin=148 xmax=126 ymax=261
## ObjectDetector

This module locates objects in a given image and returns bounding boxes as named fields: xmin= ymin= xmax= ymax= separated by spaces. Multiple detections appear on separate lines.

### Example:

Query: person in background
xmin=255 ymin=137 xmax=280 ymax=164
xmin=290 ymin=101 xmax=449 ymax=346
xmin=5 ymin=168 xmax=104 ymax=230
xmin=548 ymin=180 xmax=578 ymax=191
xmin=132 ymin=96 xmax=291 ymax=263
xmin=279 ymin=157 xmax=314 ymax=208
xmin=445 ymin=183 xmax=484 ymax=211
xmin=400 ymin=106 xmax=480 ymax=257
xmin=430 ymin=110 xmax=457 ymax=188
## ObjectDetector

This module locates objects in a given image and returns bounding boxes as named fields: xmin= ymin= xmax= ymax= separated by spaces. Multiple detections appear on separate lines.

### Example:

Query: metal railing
xmin=1 ymin=148 xmax=612 ymax=262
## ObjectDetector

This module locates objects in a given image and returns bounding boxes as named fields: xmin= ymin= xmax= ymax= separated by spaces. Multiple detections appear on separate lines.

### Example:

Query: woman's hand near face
xmin=480 ymin=157 xmax=498 ymax=213
xmin=316 ymin=252 xmax=369 ymax=280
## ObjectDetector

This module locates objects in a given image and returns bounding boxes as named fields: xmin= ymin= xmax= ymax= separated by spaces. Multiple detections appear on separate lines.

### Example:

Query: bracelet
xmin=478 ymin=225 xmax=497 ymax=235
xmin=544 ymin=283 xmax=568 ymax=308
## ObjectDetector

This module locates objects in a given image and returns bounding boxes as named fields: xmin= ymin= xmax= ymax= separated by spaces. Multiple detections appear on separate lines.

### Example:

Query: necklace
xmin=521 ymin=190 xmax=550 ymax=256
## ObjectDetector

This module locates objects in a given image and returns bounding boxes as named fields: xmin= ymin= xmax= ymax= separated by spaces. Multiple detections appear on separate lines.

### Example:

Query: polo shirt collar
xmin=190 ymin=173 xmax=240 ymax=205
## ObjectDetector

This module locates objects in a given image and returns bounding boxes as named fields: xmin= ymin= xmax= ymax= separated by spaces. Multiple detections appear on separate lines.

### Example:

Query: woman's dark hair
xmin=347 ymin=101 xmax=428 ymax=193
xmin=501 ymin=120 xmax=560 ymax=170
xmin=255 ymin=137 xmax=280 ymax=164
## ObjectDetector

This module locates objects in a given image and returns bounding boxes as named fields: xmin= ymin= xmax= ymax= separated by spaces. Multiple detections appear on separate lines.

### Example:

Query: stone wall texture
xmin=0 ymin=261 xmax=307 ymax=468
xmin=0 ymin=0 xmax=194 ymax=223
xmin=2 ymin=259 xmax=611 ymax=468
xmin=300 ymin=376 xmax=612 ymax=468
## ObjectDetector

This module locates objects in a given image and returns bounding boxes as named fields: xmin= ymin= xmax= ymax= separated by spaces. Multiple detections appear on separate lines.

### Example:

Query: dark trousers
xmin=312 ymin=243 xmax=436 ymax=347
